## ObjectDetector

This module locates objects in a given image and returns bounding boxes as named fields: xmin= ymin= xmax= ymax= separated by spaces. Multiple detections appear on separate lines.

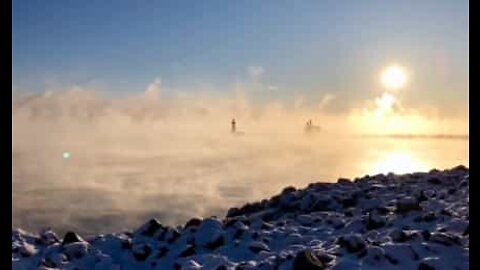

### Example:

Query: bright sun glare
xmin=381 ymin=65 xmax=407 ymax=90
xmin=371 ymin=151 xmax=428 ymax=175
xmin=375 ymin=93 xmax=397 ymax=113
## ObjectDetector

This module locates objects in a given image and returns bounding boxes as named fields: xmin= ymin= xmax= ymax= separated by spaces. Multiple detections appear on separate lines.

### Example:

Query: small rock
xmin=132 ymin=243 xmax=152 ymax=261
xmin=338 ymin=234 xmax=366 ymax=253
xmin=337 ymin=178 xmax=352 ymax=184
xmin=249 ymin=241 xmax=270 ymax=253
xmin=396 ymin=197 xmax=421 ymax=214
xmin=185 ymin=218 xmax=202 ymax=228
xmin=134 ymin=219 xmax=163 ymax=237
xmin=61 ymin=231 xmax=84 ymax=245
xmin=39 ymin=229 xmax=60 ymax=245
xmin=195 ymin=218 xmax=224 ymax=247
xmin=293 ymin=249 xmax=326 ymax=270
xmin=18 ymin=243 xmax=36 ymax=257
xmin=365 ymin=213 xmax=386 ymax=230
xmin=156 ymin=246 xmax=169 ymax=258
xmin=63 ymin=242 xmax=89 ymax=260
xmin=178 ymin=245 xmax=196 ymax=257
xmin=205 ymin=235 xmax=225 ymax=250
xmin=418 ymin=257 xmax=442 ymax=270
xmin=430 ymin=232 xmax=462 ymax=246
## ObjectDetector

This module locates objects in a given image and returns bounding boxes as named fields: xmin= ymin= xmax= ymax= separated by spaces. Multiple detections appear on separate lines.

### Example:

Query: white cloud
xmin=267 ymin=85 xmax=279 ymax=91
xmin=247 ymin=65 xmax=265 ymax=80
xmin=144 ymin=77 xmax=161 ymax=101
xmin=319 ymin=94 xmax=336 ymax=110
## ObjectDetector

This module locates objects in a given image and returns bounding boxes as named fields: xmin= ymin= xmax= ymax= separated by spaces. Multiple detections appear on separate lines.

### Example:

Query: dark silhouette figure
xmin=231 ymin=118 xmax=236 ymax=133
xmin=305 ymin=119 xmax=321 ymax=133
xmin=306 ymin=119 xmax=312 ymax=130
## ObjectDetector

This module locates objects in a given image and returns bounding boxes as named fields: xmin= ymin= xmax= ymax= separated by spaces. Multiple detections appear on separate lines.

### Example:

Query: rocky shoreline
xmin=12 ymin=166 xmax=469 ymax=270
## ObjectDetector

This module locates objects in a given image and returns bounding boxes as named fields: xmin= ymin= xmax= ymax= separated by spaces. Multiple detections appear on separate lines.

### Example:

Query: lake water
xmin=12 ymin=127 xmax=468 ymax=236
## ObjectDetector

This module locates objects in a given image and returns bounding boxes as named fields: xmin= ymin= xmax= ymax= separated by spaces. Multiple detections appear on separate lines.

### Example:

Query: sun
xmin=381 ymin=65 xmax=407 ymax=90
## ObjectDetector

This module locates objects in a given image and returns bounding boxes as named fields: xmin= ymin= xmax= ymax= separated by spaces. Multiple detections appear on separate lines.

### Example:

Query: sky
xmin=12 ymin=0 xmax=468 ymax=119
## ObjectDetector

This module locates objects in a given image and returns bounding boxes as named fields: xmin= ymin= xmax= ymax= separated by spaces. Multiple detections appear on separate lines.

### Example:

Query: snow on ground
xmin=12 ymin=166 xmax=469 ymax=270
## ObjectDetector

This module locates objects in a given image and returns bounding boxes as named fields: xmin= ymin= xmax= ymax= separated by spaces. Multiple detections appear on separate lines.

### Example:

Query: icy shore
xmin=12 ymin=166 xmax=469 ymax=270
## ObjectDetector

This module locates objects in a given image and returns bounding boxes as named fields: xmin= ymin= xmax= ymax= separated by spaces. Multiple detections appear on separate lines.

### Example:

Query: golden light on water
xmin=381 ymin=65 xmax=407 ymax=90
xmin=370 ymin=151 xmax=429 ymax=175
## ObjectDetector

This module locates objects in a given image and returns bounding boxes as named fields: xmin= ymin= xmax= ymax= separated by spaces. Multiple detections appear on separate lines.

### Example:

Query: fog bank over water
xmin=12 ymin=85 xmax=468 ymax=235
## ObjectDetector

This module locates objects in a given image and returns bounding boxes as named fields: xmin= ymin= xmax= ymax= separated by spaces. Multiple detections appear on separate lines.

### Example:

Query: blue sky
xmin=12 ymin=0 xmax=468 ymax=114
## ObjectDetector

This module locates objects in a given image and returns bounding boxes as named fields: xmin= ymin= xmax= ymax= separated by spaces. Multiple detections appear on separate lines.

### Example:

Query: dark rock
xmin=384 ymin=254 xmax=399 ymax=265
xmin=337 ymin=178 xmax=352 ymax=184
xmin=132 ymin=244 xmax=151 ymax=261
xmin=357 ymin=248 xmax=367 ymax=258
xmin=282 ymin=186 xmax=297 ymax=194
xmin=338 ymin=234 xmax=366 ymax=253
xmin=135 ymin=219 xmax=163 ymax=237
xmin=314 ymin=251 xmax=335 ymax=264
xmin=418 ymin=257 xmax=441 ymax=270
xmin=38 ymin=259 xmax=56 ymax=268
xmin=375 ymin=206 xmax=390 ymax=215
xmin=166 ymin=228 xmax=181 ymax=244
xmin=39 ymin=229 xmax=60 ymax=245
xmin=390 ymin=229 xmax=422 ymax=243
xmin=261 ymin=211 xmax=275 ymax=221
xmin=396 ymin=197 xmax=421 ymax=214
xmin=261 ymin=221 xmax=274 ymax=230
xmin=185 ymin=218 xmax=202 ymax=228
xmin=248 ymin=241 xmax=270 ymax=253
xmin=293 ymin=249 xmax=326 ymax=270
xmin=366 ymin=214 xmax=386 ymax=230
xmin=61 ymin=232 xmax=84 ymax=245
xmin=459 ymin=179 xmax=468 ymax=188
xmin=121 ymin=239 xmax=132 ymax=250
xmin=421 ymin=230 xmax=431 ymax=241
xmin=241 ymin=202 xmax=265 ymax=214
xmin=205 ymin=235 xmax=225 ymax=250
xmin=422 ymin=212 xmax=437 ymax=222
xmin=430 ymin=232 xmax=462 ymax=246
xmin=418 ymin=262 xmax=435 ymax=270
xmin=418 ymin=191 xmax=428 ymax=202
xmin=226 ymin=207 xmax=242 ymax=218
xmin=427 ymin=177 xmax=441 ymax=184
xmin=157 ymin=228 xmax=168 ymax=241
xmin=233 ymin=228 xmax=247 ymax=239
xmin=156 ymin=246 xmax=169 ymax=258
xmin=223 ymin=217 xmax=242 ymax=228
xmin=452 ymin=165 xmax=468 ymax=172
xmin=341 ymin=197 xmax=357 ymax=208
xmin=178 ymin=245 xmax=196 ymax=257
xmin=63 ymin=242 xmax=89 ymax=260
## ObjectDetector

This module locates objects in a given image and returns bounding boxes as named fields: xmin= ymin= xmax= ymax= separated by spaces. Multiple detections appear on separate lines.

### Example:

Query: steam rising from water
xmin=12 ymin=84 xmax=468 ymax=235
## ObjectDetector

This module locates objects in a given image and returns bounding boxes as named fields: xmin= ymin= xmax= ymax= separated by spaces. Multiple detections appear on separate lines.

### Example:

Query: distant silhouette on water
xmin=305 ymin=119 xmax=321 ymax=132
xmin=231 ymin=118 xmax=236 ymax=133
